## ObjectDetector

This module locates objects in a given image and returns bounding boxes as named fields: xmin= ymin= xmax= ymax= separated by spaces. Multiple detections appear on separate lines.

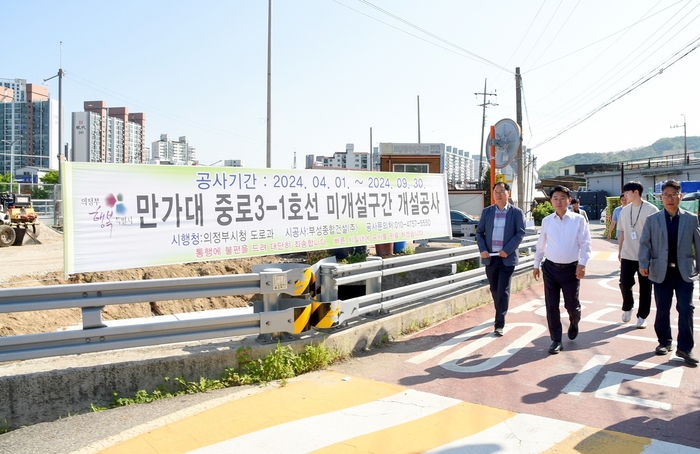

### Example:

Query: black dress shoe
xmin=494 ymin=327 xmax=504 ymax=337
xmin=676 ymin=349 xmax=699 ymax=365
xmin=549 ymin=341 xmax=562 ymax=354
xmin=655 ymin=343 xmax=673 ymax=355
xmin=568 ymin=323 xmax=579 ymax=340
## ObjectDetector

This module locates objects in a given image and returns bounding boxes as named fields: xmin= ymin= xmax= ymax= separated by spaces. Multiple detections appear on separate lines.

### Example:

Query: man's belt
xmin=545 ymin=259 xmax=578 ymax=268
xmin=669 ymin=263 xmax=677 ymax=268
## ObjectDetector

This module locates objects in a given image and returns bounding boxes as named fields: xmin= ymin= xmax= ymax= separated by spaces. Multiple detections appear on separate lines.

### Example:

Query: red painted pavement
xmin=334 ymin=235 xmax=700 ymax=448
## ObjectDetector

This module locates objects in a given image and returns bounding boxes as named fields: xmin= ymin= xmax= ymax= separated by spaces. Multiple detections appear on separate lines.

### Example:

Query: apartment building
xmin=0 ymin=78 xmax=58 ymax=174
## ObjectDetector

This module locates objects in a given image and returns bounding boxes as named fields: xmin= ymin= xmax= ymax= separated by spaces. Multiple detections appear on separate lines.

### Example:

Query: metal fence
xmin=0 ymin=234 xmax=539 ymax=363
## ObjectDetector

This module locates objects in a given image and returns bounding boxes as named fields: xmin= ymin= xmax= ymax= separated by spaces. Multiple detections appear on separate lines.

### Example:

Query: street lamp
xmin=671 ymin=114 xmax=687 ymax=163
xmin=1 ymin=138 xmax=19 ymax=191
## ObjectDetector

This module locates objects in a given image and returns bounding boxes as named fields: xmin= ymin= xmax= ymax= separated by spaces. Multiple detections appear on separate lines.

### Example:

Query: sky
xmin=5 ymin=0 xmax=700 ymax=172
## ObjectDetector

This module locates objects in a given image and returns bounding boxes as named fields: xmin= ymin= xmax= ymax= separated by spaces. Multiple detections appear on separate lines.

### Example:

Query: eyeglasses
xmin=661 ymin=192 xmax=680 ymax=199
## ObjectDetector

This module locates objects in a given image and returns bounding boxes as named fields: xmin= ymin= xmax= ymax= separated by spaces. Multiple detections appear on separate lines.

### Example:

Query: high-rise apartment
xmin=151 ymin=134 xmax=197 ymax=165
xmin=0 ymin=78 xmax=58 ymax=175
xmin=72 ymin=101 xmax=146 ymax=164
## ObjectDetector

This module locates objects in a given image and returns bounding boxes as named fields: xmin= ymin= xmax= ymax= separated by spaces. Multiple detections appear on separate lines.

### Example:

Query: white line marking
xmin=563 ymin=354 xmax=611 ymax=396
xmin=186 ymin=390 xmax=461 ymax=454
xmin=407 ymin=320 xmax=493 ymax=365
xmin=424 ymin=413 xmax=583 ymax=454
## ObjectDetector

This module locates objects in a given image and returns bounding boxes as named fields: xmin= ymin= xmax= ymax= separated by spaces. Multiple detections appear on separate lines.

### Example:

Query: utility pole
xmin=417 ymin=95 xmax=421 ymax=143
xmin=475 ymin=79 xmax=497 ymax=188
xmin=44 ymin=45 xmax=65 ymax=183
xmin=515 ymin=67 xmax=524 ymax=211
xmin=369 ymin=127 xmax=373 ymax=171
xmin=266 ymin=0 xmax=272 ymax=168
xmin=670 ymin=114 xmax=687 ymax=164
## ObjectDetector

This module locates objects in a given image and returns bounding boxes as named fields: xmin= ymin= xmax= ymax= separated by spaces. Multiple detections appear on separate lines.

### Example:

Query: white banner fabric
xmin=62 ymin=163 xmax=451 ymax=274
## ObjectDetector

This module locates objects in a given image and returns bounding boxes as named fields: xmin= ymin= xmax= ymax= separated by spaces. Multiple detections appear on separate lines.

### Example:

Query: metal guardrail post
xmin=257 ymin=268 xmax=283 ymax=343
xmin=363 ymin=256 xmax=387 ymax=317
xmin=82 ymin=307 xmax=106 ymax=329
xmin=319 ymin=263 xmax=338 ymax=303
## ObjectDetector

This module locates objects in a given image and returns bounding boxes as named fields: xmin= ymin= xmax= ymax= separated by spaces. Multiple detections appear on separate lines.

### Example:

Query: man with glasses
xmin=639 ymin=180 xmax=700 ymax=366
xmin=533 ymin=186 xmax=591 ymax=354
xmin=617 ymin=181 xmax=658 ymax=328
xmin=476 ymin=182 xmax=526 ymax=337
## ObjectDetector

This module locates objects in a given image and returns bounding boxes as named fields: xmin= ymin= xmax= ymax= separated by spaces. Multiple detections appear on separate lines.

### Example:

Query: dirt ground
xmin=0 ymin=223 xmax=312 ymax=337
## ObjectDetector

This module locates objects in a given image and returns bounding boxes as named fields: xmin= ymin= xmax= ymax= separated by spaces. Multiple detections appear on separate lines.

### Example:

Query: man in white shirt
xmin=533 ymin=186 xmax=592 ymax=354
xmin=617 ymin=181 xmax=658 ymax=328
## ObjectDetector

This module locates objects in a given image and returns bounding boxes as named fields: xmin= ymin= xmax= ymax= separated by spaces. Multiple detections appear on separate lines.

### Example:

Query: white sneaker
xmin=636 ymin=317 xmax=647 ymax=329
xmin=622 ymin=310 xmax=632 ymax=323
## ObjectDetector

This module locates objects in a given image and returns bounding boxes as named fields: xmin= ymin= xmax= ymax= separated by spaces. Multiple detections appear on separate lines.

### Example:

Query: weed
xmin=0 ymin=419 xmax=9 ymax=434
xmin=341 ymin=250 xmax=368 ymax=264
xmin=307 ymin=250 xmax=332 ymax=265
xmin=400 ymin=246 xmax=415 ymax=255
xmin=375 ymin=332 xmax=391 ymax=347
xmin=106 ymin=342 xmax=342 ymax=409
xmin=401 ymin=320 xmax=420 ymax=335
xmin=456 ymin=258 xmax=478 ymax=273
xmin=419 ymin=317 xmax=432 ymax=329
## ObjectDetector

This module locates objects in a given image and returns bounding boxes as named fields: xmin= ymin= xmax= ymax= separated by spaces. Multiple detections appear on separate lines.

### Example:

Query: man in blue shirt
xmin=607 ymin=194 xmax=627 ymax=240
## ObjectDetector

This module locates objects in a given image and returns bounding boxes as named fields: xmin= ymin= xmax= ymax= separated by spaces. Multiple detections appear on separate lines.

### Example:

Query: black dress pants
xmin=542 ymin=259 xmax=581 ymax=342
xmin=485 ymin=256 xmax=515 ymax=329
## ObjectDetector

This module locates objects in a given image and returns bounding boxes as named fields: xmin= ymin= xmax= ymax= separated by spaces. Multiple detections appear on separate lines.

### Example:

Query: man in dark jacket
xmin=476 ymin=182 xmax=526 ymax=337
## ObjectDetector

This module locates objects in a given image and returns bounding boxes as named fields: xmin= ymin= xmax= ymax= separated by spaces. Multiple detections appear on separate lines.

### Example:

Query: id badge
xmin=631 ymin=231 xmax=637 ymax=240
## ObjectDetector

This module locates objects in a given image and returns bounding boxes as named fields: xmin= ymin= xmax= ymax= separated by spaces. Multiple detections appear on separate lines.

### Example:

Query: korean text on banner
xmin=62 ymin=163 xmax=451 ymax=274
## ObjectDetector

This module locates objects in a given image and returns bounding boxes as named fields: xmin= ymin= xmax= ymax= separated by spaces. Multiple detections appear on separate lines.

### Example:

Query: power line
xmin=529 ymin=35 xmax=700 ymax=150
xmin=531 ymin=7 xmax=700 ymax=134
xmin=334 ymin=0 xmax=513 ymax=73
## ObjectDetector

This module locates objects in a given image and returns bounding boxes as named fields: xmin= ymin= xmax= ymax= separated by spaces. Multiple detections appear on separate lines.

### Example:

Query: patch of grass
xmin=456 ymin=258 xmax=479 ymax=273
xmin=399 ymin=246 xmax=415 ymax=255
xmin=341 ymin=249 xmax=368 ymax=264
xmin=374 ymin=332 xmax=391 ymax=348
xmin=307 ymin=250 xmax=332 ymax=265
xmin=401 ymin=320 xmax=420 ymax=335
xmin=0 ymin=419 xmax=9 ymax=435
xmin=105 ymin=342 xmax=344 ymax=409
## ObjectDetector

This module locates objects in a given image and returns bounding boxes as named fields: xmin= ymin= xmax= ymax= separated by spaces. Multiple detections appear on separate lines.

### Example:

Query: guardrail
xmin=0 ymin=235 xmax=538 ymax=363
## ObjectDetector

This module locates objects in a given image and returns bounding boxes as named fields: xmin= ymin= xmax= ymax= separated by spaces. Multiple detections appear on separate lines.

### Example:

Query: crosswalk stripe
xmin=589 ymin=251 xmax=619 ymax=261
xmin=187 ymin=389 xmax=462 ymax=453
xmin=425 ymin=413 xmax=583 ymax=453
xmin=99 ymin=373 xmax=407 ymax=454
xmin=309 ymin=402 xmax=516 ymax=454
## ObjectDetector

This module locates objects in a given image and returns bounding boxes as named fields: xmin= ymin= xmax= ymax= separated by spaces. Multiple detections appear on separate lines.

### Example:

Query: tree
xmin=482 ymin=167 xmax=492 ymax=207
xmin=40 ymin=170 xmax=59 ymax=185
xmin=532 ymin=201 xmax=554 ymax=226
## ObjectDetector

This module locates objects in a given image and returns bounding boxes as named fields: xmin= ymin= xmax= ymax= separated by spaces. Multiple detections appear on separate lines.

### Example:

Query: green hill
xmin=537 ymin=136 xmax=700 ymax=179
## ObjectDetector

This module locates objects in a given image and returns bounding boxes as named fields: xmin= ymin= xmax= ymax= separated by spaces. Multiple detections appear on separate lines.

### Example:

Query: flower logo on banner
xmin=105 ymin=193 xmax=127 ymax=215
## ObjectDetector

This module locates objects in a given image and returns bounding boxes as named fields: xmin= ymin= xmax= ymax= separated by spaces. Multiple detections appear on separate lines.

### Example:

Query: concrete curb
xmin=0 ymin=270 xmax=536 ymax=430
